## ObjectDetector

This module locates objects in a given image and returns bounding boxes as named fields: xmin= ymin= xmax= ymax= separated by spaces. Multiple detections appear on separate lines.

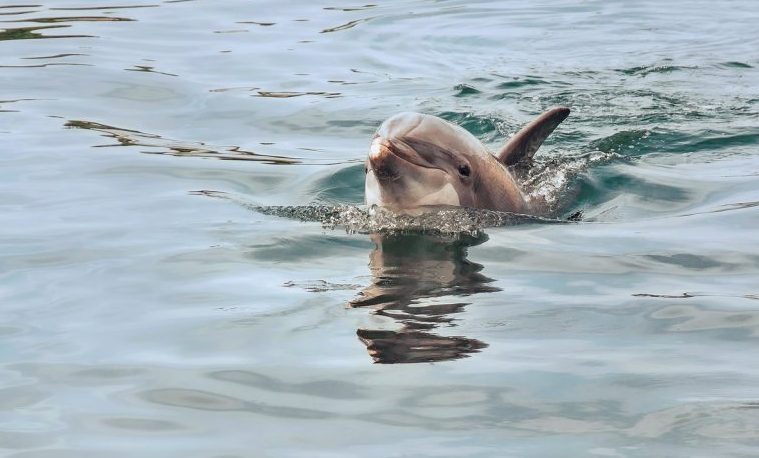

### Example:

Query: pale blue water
xmin=1 ymin=1 xmax=759 ymax=457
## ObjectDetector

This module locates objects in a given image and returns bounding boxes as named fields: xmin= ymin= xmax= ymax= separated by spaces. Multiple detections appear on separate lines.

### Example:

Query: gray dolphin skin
xmin=364 ymin=107 xmax=570 ymax=214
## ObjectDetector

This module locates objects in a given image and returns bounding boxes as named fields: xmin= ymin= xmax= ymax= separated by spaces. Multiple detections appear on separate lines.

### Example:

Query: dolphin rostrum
xmin=365 ymin=107 xmax=570 ymax=214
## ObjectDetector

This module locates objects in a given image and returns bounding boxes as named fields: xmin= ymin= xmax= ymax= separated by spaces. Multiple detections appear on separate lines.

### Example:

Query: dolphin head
xmin=364 ymin=108 xmax=570 ymax=213
xmin=364 ymin=112 xmax=486 ymax=211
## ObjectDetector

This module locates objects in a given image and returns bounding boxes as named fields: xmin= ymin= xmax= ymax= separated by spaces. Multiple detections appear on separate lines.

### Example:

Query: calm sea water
xmin=2 ymin=1 xmax=759 ymax=457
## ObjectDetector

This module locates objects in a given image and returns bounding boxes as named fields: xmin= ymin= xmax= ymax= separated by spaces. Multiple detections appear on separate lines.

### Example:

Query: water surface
xmin=2 ymin=1 xmax=759 ymax=457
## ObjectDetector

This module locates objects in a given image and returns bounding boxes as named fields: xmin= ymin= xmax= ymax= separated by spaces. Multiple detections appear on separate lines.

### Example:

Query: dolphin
xmin=364 ymin=107 xmax=570 ymax=214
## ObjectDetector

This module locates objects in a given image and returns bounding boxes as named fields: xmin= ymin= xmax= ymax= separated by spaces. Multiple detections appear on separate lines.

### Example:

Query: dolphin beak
xmin=368 ymin=136 xmax=434 ymax=182
xmin=369 ymin=137 xmax=392 ymax=162
xmin=368 ymin=137 xmax=402 ymax=181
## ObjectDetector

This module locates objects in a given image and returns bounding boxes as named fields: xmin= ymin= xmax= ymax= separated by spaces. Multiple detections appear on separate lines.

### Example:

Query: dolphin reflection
xmin=350 ymin=232 xmax=499 ymax=364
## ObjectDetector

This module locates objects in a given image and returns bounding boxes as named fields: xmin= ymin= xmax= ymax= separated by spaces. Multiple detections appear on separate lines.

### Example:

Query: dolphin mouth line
xmin=367 ymin=167 xmax=402 ymax=182
xmin=391 ymin=141 xmax=438 ymax=170
xmin=371 ymin=138 xmax=438 ymax=171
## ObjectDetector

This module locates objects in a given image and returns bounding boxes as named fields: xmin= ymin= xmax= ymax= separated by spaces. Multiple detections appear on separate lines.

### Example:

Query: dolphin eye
xmin=458 ymin=164 xmax=471 ymax=177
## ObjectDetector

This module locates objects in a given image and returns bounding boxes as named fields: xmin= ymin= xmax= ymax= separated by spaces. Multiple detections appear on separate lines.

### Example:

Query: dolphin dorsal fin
xmin=496 ymin=107 xmax=570 ymax=166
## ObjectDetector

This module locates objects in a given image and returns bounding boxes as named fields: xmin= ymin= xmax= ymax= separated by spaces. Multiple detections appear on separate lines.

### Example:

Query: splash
xmin=193 ymin=190 xmax=567 ymax=235
xmin=518 ymin=150 xmax=619 ymax=214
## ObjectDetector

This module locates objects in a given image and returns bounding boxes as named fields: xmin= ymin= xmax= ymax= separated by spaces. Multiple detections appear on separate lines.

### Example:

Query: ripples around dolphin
xmin=194 ymin=192 xmax=572 ymax=364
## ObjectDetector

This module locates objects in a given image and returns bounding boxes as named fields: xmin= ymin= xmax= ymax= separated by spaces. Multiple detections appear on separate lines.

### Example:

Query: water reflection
xmin=0 ymin=24 xmax=92 ymax=41
xmin=64 ymin=119 xmax=354 ymax=165
xmin=65 ymin=119 xmax=301 ymax=164
xmin=9 ymin=16 xmax=134 ymax=23
xmin=350 ymin=232 xmax=498 ymax=364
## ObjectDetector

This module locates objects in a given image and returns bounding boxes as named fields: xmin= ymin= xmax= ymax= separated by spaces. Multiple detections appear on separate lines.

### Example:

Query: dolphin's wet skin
xmin=4 ymin=0 xmax=759 ymax=456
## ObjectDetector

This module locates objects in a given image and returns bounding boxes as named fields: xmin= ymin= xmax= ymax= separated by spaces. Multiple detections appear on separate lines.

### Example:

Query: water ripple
xmin=6 ymin=15 xmax=134 ymax=23
xmin=139 ymin=388 xmax=335 ymax=419
xmin=323 ymin=5 xmax=377 ymax=12
xmin=320 ymin=17 xmax=373 ymax=33
xmin=64 ymin=120 xmax=318 ymax=165
xmin=49 ymin=4 xmax=159 ymax=10
xmin=255 ymin=90 xmax=341 ymax=98
xmin=0 ymin=24 xmax=92 ymax=40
